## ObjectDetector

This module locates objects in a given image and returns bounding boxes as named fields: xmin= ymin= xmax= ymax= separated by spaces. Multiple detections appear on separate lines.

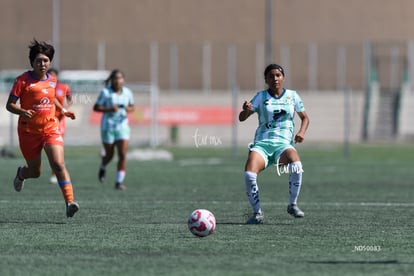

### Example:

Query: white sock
xmin=116 ymin=170 xmax=126 ymax=183
xmin=244 ymin=171 xmax=262 ymax=214
xmin=289 ymin=161 xmax=303 ymax=205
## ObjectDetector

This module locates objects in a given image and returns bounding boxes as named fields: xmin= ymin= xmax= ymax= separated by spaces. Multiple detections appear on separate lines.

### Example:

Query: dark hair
xmin=47 ymin=68 xmax=59 ymax=76
xmin=104 ymin=69 xmax=124 ymax=87
xmin=264 ymin=64 xmax=285 ymax=79
xmin=28 ymin=39 xmax=55 ymax=66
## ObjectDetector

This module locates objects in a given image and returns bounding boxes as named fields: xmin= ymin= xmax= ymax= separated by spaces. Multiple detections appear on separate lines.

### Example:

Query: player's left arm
xmin=54 ymin=98 xmax=76 ymax=120
xmin=65 ymin=87 xmax=73 ymax=106
xmin=125 ymin=91 xmax=135 ymax=113
xmin=294 ymin=111 xmax=309 ymax=143
xmin=125 ymin=104 xmax=135 ymax=113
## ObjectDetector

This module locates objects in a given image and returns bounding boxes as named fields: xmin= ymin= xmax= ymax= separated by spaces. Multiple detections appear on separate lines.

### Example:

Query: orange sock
xmin=58 ymin=181 xmax=74 ymax=203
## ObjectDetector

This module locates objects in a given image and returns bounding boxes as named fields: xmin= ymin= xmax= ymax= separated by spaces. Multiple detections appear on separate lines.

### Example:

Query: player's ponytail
xmin=104 ymin=69 xmax=124 ymax=87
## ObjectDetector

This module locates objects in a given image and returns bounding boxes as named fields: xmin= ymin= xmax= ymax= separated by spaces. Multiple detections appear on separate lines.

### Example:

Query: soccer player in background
xmin=93 ymin=69 xmax=135 ymax=190
xmin=5 ymin=39 xmax=79 ymax=218
xmin=239 ymin=64 xmax=310 ymax=224
xmin=47 ymin=68 xmax=73 ymax=184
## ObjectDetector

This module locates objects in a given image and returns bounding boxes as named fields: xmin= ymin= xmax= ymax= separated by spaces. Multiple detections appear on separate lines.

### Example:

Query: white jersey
xmin=250 ymin=89 xmax=305 ymax=144
xmin=95 ymin=86 xmax=134 ymax=131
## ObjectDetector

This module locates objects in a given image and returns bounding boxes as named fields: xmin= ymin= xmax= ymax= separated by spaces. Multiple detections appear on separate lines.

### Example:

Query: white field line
xmin=0 ymin=200 xmax=413 ymax=207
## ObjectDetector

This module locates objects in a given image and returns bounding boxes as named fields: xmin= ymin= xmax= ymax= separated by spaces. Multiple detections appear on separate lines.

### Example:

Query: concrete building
xmin=1 ymin=0 xmax=414 ymax=90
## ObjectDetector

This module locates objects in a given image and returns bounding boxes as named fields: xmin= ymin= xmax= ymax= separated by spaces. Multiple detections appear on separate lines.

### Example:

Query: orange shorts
xmin=18 ymin=129 xmax=64 ymax=160
xmin=59 ymin=117 xmax=66 ymax=137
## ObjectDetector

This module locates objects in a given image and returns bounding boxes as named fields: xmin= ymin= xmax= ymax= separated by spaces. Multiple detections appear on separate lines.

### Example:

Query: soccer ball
xmin=188 ymin=209 xmax=216 ymax=237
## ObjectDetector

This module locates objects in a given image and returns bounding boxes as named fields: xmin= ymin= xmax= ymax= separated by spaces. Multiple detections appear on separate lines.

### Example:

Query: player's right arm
xmin=93 ymin=89 xmax=118 ymax=113
xmin=93 ymin=103 xmax=118 ymax=113
xmin=6 ymin=77 xmax=35 ymax=119
xmin=239 ymin=101 xmax=254 ymax=122
xmin=6 ymin=96 xmax=35 ymax=119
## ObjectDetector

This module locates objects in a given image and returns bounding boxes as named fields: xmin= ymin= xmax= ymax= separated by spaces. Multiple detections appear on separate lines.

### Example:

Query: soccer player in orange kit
xmin=6 ymin=39 xmax=79 ymax=218
xmin=47 ymin=68 xmax=73 ymax=184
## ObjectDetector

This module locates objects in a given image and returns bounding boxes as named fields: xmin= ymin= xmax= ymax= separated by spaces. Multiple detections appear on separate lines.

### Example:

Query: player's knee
xmin=29 ymin=169 xmax=42 ymax=178
xmin=118 ymin=152 xmax=127 ymax=160
xmin=105 ymin=150 xmax=115 ymax=160
xmin=289 ymin=161 xmax=303 ymax=174
xmin=51 ymin=161 xmax=66 ymax=173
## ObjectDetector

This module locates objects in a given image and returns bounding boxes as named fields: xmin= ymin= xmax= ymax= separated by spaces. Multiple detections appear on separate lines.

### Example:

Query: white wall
xmin=0 ymin=90 xmax=365 ymax=148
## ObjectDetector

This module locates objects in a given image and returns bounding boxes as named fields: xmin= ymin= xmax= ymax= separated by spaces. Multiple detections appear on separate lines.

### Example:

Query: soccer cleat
xmin=14 ymin=167 xmax=25 ymax=192
xmin=287 ymin=204 xmax=305 ymax=218
xmin=98 ymin=167 xmax=106 ymax=183
xmin=246 ymin=212 xmax=264 ymax=224
xmin=49 ymin=175 xmax=58 ymax=184
xmin=115 ymin=183 xmax=127 ymax=190
xmin=66 ymin=202 xmax=79 ymax=218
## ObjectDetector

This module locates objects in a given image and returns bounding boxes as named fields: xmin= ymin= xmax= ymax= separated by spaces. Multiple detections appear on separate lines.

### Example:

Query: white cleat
xmin=49 ymin=175 xmax=58 ymax=184
xmin=246 ymin=212 xmax=264 ymax=224
xmin=287 ymin=204 xmax=305 ymax=218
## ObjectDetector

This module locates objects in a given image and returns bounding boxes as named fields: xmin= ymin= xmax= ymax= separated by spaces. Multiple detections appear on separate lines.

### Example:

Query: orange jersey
xmin=10 ymin=71 xmax=60 ymax=134
xmin=54 ymin=82 xmax=71 ymax=119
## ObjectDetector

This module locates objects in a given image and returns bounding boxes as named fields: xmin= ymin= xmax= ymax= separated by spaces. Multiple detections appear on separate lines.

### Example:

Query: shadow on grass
xmin=307 ymin=260 xmax=400 ymax=265
xmin=0 ymin=220 xmax=67 ymax=225
xmin=217 ymin=222 xmax=293 ymax=226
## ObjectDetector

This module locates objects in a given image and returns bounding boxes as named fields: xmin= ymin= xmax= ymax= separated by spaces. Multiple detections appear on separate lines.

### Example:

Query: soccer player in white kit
xmin=94 ymin=69 xmax=135 ymax=190
xmin=239 ymin=64 xmax=310 ymax=224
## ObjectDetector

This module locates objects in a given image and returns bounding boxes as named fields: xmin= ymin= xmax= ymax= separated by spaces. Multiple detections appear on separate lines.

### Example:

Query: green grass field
xmin=0 ymin=143 xmax=413 ymax=276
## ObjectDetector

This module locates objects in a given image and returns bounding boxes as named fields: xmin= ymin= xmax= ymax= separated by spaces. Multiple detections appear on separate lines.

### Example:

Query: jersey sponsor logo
xmin=272 ymin=109 xmax=287 ymax=120
xmin=265 ymin=109 xmax=288 ymax=129
xmin=33 ymin=97 xmax=53 ymax=111
xmin=264 ymin=99 xmax=286 ymax=106
xmin=40 ymin=97 xmax=50 ymax=105
xmin=41 ymin=88 xmax=48 ymax=94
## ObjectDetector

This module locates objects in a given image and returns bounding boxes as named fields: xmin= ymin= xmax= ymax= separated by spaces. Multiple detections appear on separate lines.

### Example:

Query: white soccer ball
xmin=188 ymin=209 xmax=216 ymax=237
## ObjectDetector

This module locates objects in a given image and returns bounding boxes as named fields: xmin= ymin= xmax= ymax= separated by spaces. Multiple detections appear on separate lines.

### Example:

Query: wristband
xmin=62 ymin=108 xmax=68 ymax=113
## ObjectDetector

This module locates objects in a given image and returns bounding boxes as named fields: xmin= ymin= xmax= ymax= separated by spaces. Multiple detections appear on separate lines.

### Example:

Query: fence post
xmin=169 ymin=43 xmax=178 ymax=92
xmin=280 ymin=45 xmax=291 ymax=88
xmin=227 ymin=44 xmax=237 ymax=91
xmin=231 ymin=85 xmax=239 ymax=159
xmin=308 ymin=42 xmax=318 ymax=91
xmin=150 ymin=42 xmax=159 ymax=87
xmin=256 ymin=42 xmax=265 ymax=91
xmin=202 ymin=41 xmax=212 ymax=94
xmin=344 ymin=87 xmax=352 ymax=160
xmin=97 ymin=41 xmax=106 ymax=70
xmin=407 ymin=40 xmax=414 ymax=92
xmin=337 ymin=46 xmax=346 ymax=91
xmin=52 ymin=0 xmax=60 ymax=69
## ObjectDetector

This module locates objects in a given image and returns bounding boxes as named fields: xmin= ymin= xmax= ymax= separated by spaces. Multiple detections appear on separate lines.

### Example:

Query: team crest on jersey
xmin=50 ymin=81 xmax=55 ymax=88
